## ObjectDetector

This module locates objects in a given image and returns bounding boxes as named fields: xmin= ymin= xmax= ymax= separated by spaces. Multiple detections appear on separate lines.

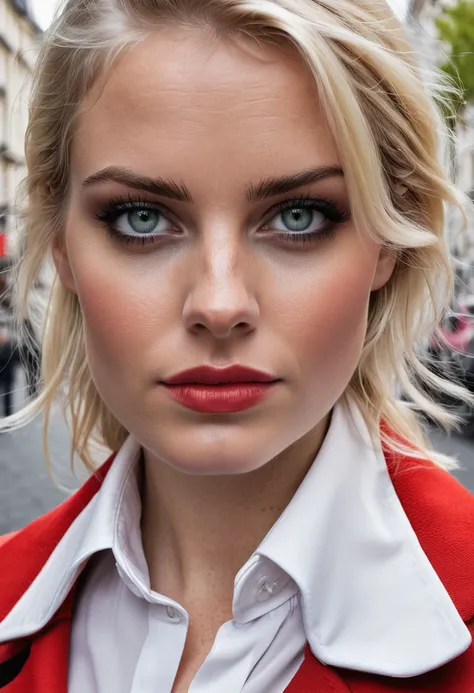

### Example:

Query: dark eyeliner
xmin=93 ymin=193 xmax=351 ymax=247
xmin=93 ymin=194 xmax=162 ymax=221
xmin=274 ymin=195 xmax=350 ymax=221
xmin=269 ymin=195 xmax=350 ymax=242
xmin=93 ymin=194 xmax=169 ymax=245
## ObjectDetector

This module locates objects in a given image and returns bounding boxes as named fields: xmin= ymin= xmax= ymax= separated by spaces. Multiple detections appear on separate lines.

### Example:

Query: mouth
xmin=162 ymin=365 xmax=279 ymax=386
xmin=160 ymin=365 xmax=281 ymax=413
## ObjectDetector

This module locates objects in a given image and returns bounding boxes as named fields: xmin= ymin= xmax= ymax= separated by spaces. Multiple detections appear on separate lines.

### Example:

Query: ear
xmin=52 ymin=236 xmax=78 ymax=295
xmin=371 ymin=247 xmax=397 ymax=292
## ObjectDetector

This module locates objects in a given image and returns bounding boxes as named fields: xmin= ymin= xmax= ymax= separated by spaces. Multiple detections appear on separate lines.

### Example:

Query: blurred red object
xmin=431 ymin=308 xmax=472 ymax=354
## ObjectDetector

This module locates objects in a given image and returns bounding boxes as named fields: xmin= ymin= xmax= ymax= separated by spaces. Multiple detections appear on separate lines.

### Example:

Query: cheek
xmin=80 ymin=283 xmax=139 ymax=365
xmin=280 ymin=248 xmax=376 ymax=389
xmin=67 ymin=243 xmax=173 ymax=378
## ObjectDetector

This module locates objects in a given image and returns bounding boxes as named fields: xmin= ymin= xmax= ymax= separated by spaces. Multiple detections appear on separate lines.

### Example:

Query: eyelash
xmin=93 ymin=193 xmax=351 ymax=247
xmin=269 ymin=194 xmax=350 ymax=245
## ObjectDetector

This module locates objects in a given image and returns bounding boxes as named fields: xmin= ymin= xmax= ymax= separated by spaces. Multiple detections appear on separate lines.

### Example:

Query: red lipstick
xmin=162 ymin=365 xmax=279 ymax=413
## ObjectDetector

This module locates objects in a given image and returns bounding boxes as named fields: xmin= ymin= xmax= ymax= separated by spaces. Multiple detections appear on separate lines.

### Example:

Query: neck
xmin=140 ymin=413 xmax=330 ymax=611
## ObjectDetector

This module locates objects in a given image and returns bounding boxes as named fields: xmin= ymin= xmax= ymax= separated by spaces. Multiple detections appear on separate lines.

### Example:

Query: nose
xmin=182 ymin=248 xmax=259 ymax=340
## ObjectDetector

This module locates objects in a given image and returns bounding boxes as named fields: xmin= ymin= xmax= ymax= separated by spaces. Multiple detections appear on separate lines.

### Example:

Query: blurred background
xmin=0 ymin=0 xmax=473 ymax=534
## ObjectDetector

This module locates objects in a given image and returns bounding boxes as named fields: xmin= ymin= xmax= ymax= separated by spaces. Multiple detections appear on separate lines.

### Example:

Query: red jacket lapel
xmin=0 ymin=445 xmax=473 ymax=693
xmin=0 ymin=589 xmax=76 ymax=693
xmin=383 ymin=450 xmax=474 ymax=623
xmin=0 ymin=456 xmax=115 ymax=692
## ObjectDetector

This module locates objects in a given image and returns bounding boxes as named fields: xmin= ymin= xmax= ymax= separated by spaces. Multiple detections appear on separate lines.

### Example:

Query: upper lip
xmin=162 ymin=365 xmax=279 ymax=385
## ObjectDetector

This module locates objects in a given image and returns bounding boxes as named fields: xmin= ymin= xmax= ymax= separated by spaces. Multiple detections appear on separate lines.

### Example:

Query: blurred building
xmin=408 ymin=0 xmax=474 ymax=290
xmin=0 ymin=0 xmax=40 ymax=262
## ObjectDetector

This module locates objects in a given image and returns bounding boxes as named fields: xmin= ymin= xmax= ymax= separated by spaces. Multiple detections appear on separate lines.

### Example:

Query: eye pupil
xmin=281 ymin=208 xmax=313 ymax=232
xmin=128 ymin=209 xmax=160 ymax=234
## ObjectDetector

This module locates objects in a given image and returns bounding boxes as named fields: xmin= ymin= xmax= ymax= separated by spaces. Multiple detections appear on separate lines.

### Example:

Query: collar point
xmin=306 ymin=627 xmax=472 ymax=679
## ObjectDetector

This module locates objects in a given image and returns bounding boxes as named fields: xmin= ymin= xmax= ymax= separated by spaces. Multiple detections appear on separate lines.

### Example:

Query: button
xmin=166 ymin=605 xmax=180 ymax=621
xmin=256 ymin=575 xmax=282 ymax=602
xmin=233 ymin=559 xmax=296 ymax=622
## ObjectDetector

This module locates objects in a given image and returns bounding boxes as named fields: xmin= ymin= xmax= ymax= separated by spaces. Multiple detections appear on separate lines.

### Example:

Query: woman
xmin=0 ymin=0 xmax=473 ymax=690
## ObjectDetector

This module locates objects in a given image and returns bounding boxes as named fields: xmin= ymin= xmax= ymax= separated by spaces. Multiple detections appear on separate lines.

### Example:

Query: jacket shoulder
xmin=0 ymin=532 xmax=17 ymax=548
xmin=385 ymin=446 xmax=474 ymax=622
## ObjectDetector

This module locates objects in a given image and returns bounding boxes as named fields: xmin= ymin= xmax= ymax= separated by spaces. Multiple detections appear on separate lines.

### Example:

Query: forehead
xmin=72 ymin=26 xmax=340 ymax=185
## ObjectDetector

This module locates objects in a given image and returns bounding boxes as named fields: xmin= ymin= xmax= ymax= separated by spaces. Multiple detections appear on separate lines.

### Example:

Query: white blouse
xmin=0 ymin=398 xmax=469 ymax=692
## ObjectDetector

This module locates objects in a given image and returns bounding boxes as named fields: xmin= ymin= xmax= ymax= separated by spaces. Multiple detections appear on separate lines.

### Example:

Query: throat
xmin=139 ymin=415 xmax=330 ymax=605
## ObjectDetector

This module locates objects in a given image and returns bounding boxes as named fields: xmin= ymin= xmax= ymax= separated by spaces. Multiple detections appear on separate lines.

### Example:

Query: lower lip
xmin=163 ymin=383 xmax=277 ymax=413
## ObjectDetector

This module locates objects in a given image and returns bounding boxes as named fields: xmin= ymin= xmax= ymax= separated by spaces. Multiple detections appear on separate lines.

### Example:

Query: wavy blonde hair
xmin=3 ymin=0 xmax=473 ymax=472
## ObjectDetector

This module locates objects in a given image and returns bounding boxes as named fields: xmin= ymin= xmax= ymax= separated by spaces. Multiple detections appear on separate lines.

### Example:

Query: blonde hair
xmin=3 ymin=0 xmax=473 ymax=472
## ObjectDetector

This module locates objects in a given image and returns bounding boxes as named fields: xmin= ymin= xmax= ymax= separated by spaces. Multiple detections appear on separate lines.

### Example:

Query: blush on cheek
xmin=298 ymin=275 xmax=372 ymax=403
xmin=76 ymin=285 xmax=149 ymax=410
xmin=80 ymin=289 xmax=131 ymax=360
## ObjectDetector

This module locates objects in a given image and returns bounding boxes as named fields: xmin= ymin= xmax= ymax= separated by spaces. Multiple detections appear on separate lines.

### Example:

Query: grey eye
xmin=280 ymin=208 xmax=315 ymax=232
xmin=278 ymin=207 xmax=326 ymax=232
xmin=127 ymin=209 xmax=161 ymax=234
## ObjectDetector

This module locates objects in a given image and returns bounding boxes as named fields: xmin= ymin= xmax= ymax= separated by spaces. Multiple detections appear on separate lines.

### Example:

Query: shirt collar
xmin=252 ymin=398 xmax=471 ymax=676
xmin=0 ymin=398 xmax=470 ymax=677
xmin=0 ymin=436 xmax=142 ymax=641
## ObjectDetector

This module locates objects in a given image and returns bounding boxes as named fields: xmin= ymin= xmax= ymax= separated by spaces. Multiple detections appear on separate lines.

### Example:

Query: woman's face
xmin=57 ymin=27 xmax=395 ymax=474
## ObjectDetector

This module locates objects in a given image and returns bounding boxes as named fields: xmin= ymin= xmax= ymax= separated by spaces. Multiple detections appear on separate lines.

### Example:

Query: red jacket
xmin=0 ymin=445 xmax=473 ymax=692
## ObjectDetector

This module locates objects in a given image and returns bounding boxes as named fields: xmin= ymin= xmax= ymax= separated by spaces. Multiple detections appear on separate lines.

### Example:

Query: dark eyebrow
xmin=81 ymin=164 xmax=344 ymax=203
xmin=82 ymin=167 xmax=192 ymax=202
xmin=245 ymin=166 xmax=344 ymax=201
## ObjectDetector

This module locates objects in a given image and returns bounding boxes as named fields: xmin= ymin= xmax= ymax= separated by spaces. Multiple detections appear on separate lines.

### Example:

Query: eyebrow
xmin=82 ymin=167 xmax=192 ymax=202
xmin=245 ymin=166 xmax=344 ymax=201
xmin=81 ymin=165 xmax=344 ymax=203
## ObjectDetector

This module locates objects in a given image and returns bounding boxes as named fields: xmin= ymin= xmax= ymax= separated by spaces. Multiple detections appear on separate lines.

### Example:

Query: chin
xmin=141 ymin=429 xmax=274 ymax=476
xmin=171 ymin=458 xmax=263 ymax=476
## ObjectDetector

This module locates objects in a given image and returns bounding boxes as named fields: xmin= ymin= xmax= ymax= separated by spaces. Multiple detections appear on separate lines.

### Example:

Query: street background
xmin=0 ymin=369 xmax=101 ymax=533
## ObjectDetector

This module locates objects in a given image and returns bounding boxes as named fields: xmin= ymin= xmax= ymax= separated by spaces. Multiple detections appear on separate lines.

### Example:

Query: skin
xmin=54 ymin=26 xmax=396 ymax=689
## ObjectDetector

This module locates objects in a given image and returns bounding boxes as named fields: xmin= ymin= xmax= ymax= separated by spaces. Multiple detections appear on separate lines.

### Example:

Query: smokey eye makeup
xmin=92 ymin=192 xmax=351 ymax=248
